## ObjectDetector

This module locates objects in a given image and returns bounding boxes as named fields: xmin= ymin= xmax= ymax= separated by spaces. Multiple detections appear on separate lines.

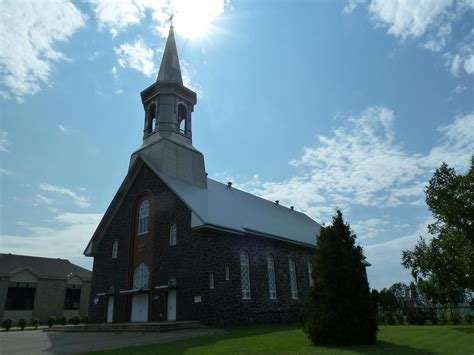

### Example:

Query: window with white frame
xmin=133 ymin=263 xmax=149 ymax=290
xmin=308 ymin=260 xmax=314 ymax=287
xmin=225 ymin=265 xmax=230 ymax=281
xmin=112 ymin=240 xmax=118 ymax=259
xmin=267 ymin=254 xmax=277 ymax=299
xmin=240 ymin=251 xmax=251 ymax=299
xmin=289 ymin=258 xmax=298 ymax=299
xmin=137 ymin=200 xmax=150 ymax=235
xmin=210 ymin=272 xmax=215 ymax=289
xmin=169 ymin=224 xmax=177 ymax=245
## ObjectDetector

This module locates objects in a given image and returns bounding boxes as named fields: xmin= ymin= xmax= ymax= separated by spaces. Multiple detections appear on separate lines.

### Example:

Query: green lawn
xmin=89 ymin=324 xmax=474 ymax=355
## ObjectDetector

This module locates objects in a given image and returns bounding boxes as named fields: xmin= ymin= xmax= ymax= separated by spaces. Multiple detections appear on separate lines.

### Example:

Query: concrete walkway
xmin=0 ymin=328 xmax=223 ymax=354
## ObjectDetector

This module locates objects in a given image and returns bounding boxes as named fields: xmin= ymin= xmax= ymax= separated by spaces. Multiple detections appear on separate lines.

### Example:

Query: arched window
xmin=225 ymin=265 xmax=230 ymax=281
xmin=308 ymin=260 xmax=314 ymax=287
xmin=133 ymin=263 xmax=149 ymax=290
xmin=137 ymin=200 xmax=150 ymax=235
xmin=289 ymin=258 xmax=298 ymax=299
xmin=209 ymin=272 xmax=215 ymax=289
xmin=169 ymin=224 xmax=177 ymax=245
xmin=240 ymin=251 xmax=251 ymax=299
xmin=177 ymin=104 xmax=187 ymax=133
xmin=267 ymin=254 xmax=277 ymax=299
xmin=147 ymin=104 xmax=156 ymax=134
xmin=112 ymin=240 xmax=118 ymax=259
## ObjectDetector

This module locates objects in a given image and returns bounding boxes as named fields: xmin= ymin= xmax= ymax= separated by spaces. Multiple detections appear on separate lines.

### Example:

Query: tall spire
xmin=157 ymin=25 xmax=183 ymax=85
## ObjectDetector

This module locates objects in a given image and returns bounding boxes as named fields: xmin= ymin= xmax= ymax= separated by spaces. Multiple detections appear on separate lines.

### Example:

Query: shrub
xmin=450 ymin=309 xmax=461 ymax=325
xmin=439 ymin=310 xmax=448 ymax=325
xmin=396 ymin=313 xmax=404 ymax=325
xmin=59 ymin=316 xmax=68 ymax=326
xmin=82 ymin=315 xmax=89 ymax=324
xmin=304 ymin=211 xmax=377 ymax=345
xmin=18 ymin=318 xmax=27 ymax=330
xmin=415 ymin=309 xmax=427 ymax=325
xmin=406 ymin=309 xmax=417 ymax=325
xmin=464 ymin=313 xmax=473 ymax=324
xmin=31 ymin=318 xmax=39 ymax=330
xmin=70 ymin=315 xmax=81 ymax=325
xmin=385 ymin=311 xmax=396 ymax=325
xmin=47 ymin=316 xmax=56 ymax=328
xmin=2 ymin=319 xmax=13 ymax=331
xmin=377 ymin=313 xmax=385 ymax=325
xmin=427 ymin=308 xmax=438 ymax=325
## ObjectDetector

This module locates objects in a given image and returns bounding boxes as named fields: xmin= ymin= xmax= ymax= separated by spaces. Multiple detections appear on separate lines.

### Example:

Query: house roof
xmin=85 ymin=155 xmax=321 ymax=256
xmin=140 ymin=154 xmax=322 ymax=246
xmin=0 ymin=253 xmax=92 ymax=281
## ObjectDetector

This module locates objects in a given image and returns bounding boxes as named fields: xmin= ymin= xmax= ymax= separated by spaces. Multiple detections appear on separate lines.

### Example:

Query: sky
xmin=0 ymin=0 xmax=473 ymax=291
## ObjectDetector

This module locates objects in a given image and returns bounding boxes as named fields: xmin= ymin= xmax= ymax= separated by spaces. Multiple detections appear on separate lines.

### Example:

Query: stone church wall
xmin=89 ymin=164 xmax=314 ymax=325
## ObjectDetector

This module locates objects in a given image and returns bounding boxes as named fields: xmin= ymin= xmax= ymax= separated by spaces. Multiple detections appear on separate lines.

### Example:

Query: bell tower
xmin=130 ymin=25 xmax=207 ymax=188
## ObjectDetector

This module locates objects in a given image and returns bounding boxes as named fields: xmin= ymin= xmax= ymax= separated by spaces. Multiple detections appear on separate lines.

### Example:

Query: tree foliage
xmin=304 ymin=210 xmax=377 ymax=345
xmin=402 ymin=158 xmax=474 ymax=303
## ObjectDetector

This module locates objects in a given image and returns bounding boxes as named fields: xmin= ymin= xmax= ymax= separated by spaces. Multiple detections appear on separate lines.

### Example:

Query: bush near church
xmin=59 ymin=316 xmax=68 ymax=325
xmin=47 ymin=316 xmax=56 ymax=328
xmin=304 ymin=210 xmax=377 ymax=345
xmin=70 ymin=315 xmax=81 ymax=325
xmin=2 ymin=319 xmax=13 ymax=331
xmin=31 ymin=318 xmax=39 ymax=330
xmin=18 ymin=318 xmax=26 ymax=330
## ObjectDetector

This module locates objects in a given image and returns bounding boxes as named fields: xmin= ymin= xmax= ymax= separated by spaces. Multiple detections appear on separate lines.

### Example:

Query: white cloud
xmin=35 ymin=194 xmax=54 ymax=205
xmin=0 ymin=212 xmax=102 ymax=263
xmin=0 ymin=0 xmax=86 ymax=101
xmin=90 ymin=0 xmax=229 ymax=39
xmin=352 ymin=218 xmax=389 ymax=240
xmin=58 ymin=124 xmax=67 ymax=134
xmin=0 ymin=131 xmax=10 ymax=152
xmin=114 ymin=37 xmax=156 ymax=77
xmin=365 ymin=218 xmax=434 ymax=289
xmin=343 ymin=0 xmax=367 ymax=14
xmin=234 ymin=107 xmax=474 ymax=222
xmin=348 ymin=0 xmax=474 ymax=76
xmin=39 ymin=183 xmax=90 ymax=208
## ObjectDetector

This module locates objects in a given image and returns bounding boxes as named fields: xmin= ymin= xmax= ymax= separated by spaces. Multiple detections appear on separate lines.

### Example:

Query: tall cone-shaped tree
xmin=304 ymin=210 xmax=377 ymax=345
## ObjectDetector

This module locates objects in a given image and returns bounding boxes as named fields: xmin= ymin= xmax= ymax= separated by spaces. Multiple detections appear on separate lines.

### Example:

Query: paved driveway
xmin=0 ymin=328 xmax=222 ymax=354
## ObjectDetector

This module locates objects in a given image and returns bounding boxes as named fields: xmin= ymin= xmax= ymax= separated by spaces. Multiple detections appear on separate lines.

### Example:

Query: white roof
xmin=141 ymin=154 xmax=321 ymax=247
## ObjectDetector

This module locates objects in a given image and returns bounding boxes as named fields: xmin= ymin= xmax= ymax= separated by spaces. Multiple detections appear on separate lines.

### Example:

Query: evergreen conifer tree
xmin=304 ymin=210 xmax=377 ymax=345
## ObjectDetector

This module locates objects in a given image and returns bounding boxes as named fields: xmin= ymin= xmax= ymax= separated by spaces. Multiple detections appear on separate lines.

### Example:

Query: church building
xmin=84 ymin=26 xmax=322 ymax=326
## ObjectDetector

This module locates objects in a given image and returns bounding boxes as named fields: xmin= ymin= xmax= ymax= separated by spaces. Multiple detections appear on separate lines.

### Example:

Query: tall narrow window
xmin=209 ymin=272 xmax=215 ymax=289
xmin=169 ymin=224 xmax=177 ymax=245
xmin=308 ymin=260 xmax=314 ymax=287
xmin=64 ymin=284 xmax=81 ymax=310
xmin=137 ymin=200 xmax=150 ymax=235
xmin=112 ymin=240 xmax=118 ymax=259
xmin=240 ymin=251 xmax=251 ymax=299
xmin=133 ymin=263 xmax=149 ymax=290
xmin=225 ymin=265 xmax=230 ymax=281
xmin=267 ymin=255 xmax=277 ymax=299
xmin=289 ymin=258 xmax=298 ymax=299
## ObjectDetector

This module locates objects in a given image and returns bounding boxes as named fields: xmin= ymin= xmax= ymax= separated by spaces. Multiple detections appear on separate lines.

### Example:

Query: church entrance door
xmin=131 ymin=293 xmax=148 ymax=322
xmin=106 ymin=296 xmax=114 ymax=323
xmin=167 ymin=290 xmax=176 ymax=321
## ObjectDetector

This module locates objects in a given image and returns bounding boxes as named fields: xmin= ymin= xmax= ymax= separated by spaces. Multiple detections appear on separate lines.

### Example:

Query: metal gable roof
xmin=140 ymin=154 xmax=321 ymax=247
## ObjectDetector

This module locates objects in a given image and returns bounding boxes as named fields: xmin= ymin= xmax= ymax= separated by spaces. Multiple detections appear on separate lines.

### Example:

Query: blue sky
xmin=1 ymin=0 xmax=473 ymax=290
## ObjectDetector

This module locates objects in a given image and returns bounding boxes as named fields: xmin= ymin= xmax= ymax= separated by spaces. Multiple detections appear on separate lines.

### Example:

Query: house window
xmin=64 ymin=284 xmax=81 ymax=310
xmin=210 ymin=272 xmax=215 ymax=289
xmin=112 ymin=240 xmax=119 ymax=259
xmin=225 ymin=265 xmax=230 ymax=281
xmin=267 ymin=255 xmax=277 ymax=299
xmin=133 ymin=263 xmax=149 ymax=290
xmin=169 ymin=224 xmax=177 ymax=245
xmin=137 ymin=200 xmax=150 ymax=235
xmin=308 ymin=260 xmax=314 ymax=287
xmin=240 ymin=251 xmax=251 ymax=299
xmin=289 ymin=258 xmax=298 ymax=299
xmin=5 ymin=282 xmax=36 ymax=310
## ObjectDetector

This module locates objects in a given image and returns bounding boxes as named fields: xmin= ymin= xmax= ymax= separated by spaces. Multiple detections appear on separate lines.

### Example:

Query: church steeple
xmin=157 ymin=26 xmax=183 ymax=85
xmin=131 ymin=26 xmax=206 ymax=188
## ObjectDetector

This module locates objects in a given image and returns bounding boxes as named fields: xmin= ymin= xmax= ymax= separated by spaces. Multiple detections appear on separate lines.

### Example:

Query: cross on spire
xmin=168 ymin=13 xmax=174 ymax=29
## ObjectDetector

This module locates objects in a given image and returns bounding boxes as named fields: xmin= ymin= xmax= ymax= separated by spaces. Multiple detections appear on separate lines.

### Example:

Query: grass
xmin=88 ymin=323 xmax=474 ymax=354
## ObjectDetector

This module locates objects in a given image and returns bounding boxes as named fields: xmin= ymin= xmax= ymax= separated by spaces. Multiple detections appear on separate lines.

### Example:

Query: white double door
xmin=131 ymin=294 xmax=148 ymax=322
xmin=167 ymin=290 xmax=176 ymax=321
xmin=106 ymin=296 xmax=114 ymax=323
